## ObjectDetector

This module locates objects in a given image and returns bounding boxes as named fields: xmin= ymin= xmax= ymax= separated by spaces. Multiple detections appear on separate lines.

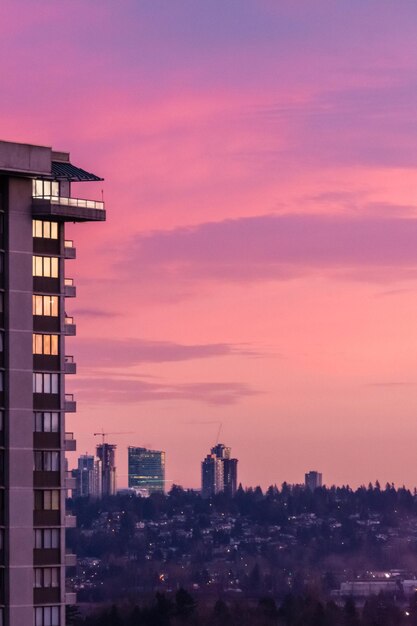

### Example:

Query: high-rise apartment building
xmin=128 ymin=447 xmax=165 ymax=494
xmin=0 ymin=139 xmax=105 ymax=626
xmin=72 ymin=455 xmax=102 ymax=499
xmin=201 ymin=443 xmax=238 ymax=498
xmin=305 ymin=471 xmax=323 ymax=491
xmin=96 ymin=443 xmax=117 ymax=496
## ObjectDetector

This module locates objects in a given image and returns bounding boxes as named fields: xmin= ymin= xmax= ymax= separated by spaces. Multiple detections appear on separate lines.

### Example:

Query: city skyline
xmin=1 ymin=1 xmax=416 ymax=489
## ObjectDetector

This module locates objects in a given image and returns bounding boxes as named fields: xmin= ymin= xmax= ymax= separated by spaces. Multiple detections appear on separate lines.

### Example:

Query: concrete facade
xmin=0 ymin=140 xmax=105 ymax=626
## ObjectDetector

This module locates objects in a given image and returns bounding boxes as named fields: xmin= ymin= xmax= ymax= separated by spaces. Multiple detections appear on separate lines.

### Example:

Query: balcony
xmin=65 ymin=432 xmax=76 ymax=452
xmin=65 ymin=552 xmax=77 ymax=567
xmin=33 ymin=194 xmax=106 ymax=223
xmin=64 ymin=393 xmax=76 ymax=413
xmin=65 ymin=514 xmax=76 ymax=528
xmin=65 ymin=472 xmax=77 ymax=491
xmin=64 ymin=315 xmax=76 ymax=336
xmin=64 ymin=239 xmax=76 ymax=259
xmin=64 ymin=278 xmax=76 ymax=298
xmin=64 ymin=355 xmax=76 ymax=375
xmin=66 ymin=591 xmax=77 ymax=605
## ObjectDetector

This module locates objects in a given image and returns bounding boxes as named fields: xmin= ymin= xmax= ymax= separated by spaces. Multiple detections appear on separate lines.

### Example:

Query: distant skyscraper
xmin=73 ymin=455 xmax=102 ymax=498
xmin=305 ymin=471 xmax=323 ymax=491
xmin=128 ymin=447 xmax=165 ymax=493
xmin=223 ymin=458 xmax=238 ymax=496
xmin=201 ymin=443 xmax=238 ymax=497
xmin=96 ymin=444 xmax=117 ymax=496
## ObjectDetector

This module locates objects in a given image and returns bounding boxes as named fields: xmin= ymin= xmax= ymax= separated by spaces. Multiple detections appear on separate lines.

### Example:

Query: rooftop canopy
xmin=51 ymin=161 xmax=103 ymax=182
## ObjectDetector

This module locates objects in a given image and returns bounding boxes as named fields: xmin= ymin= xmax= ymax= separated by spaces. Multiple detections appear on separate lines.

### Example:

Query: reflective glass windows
xmin=34 ymin=412 xmax=59 ymax=432
xmin=33 ymin=373 xmax=59 ymax=394
xmin=34 ymin=529 xmax=60 ymax=550
xmin=35 ymin=606 xmax=60 ymax=626
xmin=32 ymin=179 xmax=59 ymax=199
xmin=34 ymin=451 xmax=60 ymax=472
xmin=34 ymin=568 xmax=59 ymax=588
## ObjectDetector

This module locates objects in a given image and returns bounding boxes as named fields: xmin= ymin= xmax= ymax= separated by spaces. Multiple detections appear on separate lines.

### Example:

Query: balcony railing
xmin=64 ymin=278 xmax=74 ymax=286
xmin=33 ymin=194 xmax=104 ymax=211
xmin=65 ymin=432 xmax=76 ymax=452
xmin=65 ymin=316 xmax=74 ymax=325
xmin=64 ymin=240 xmax=76 ymax=259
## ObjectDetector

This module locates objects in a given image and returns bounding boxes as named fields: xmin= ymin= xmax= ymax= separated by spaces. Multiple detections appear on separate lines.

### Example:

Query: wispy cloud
xmin=75 ymin=338 xmax=258 ymax=367
xmin=72 ymin=376 xmax=258 ymax=406
xmin=118 ymin=212 xmax=417 ymax=286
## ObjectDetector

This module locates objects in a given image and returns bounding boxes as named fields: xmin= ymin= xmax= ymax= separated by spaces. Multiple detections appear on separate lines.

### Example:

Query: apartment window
xmin=35 ymin=606 xmax=60 ymax=626
xmin=32 ymin=220 xmax=58 ymax=240
xmin=33 ymin=179 xmax=60 ymax=199
xmin=34 ymin=529 xmax=60 ymax=550
xmin=33 ymin=373 xmax=59 ymax=394
xmin=34 ymin=490 xmax=60 ymax=511
xmin=34 ymin=412 xmax=59 ymax=432
xmin=34 ymin=451 xmax=60 ymax=472
xmin=33 ymin=334 xmax=59 ymax=355
xmin=33 ymin=295 xmax=59 ymax=317
xmin=32 ymin=256 xmax=59 ymax=278
xmin=34 ymin=567 xmax=59 ymax=588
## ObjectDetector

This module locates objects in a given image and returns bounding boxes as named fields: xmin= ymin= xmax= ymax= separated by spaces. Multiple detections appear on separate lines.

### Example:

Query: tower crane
xmin=93 ymin=430 xmax=134 ymax=445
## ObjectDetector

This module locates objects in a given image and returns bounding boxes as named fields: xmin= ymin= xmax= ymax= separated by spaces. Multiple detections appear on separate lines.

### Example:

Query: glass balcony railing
xmin=64 ymin=239 xmax=74 ymax=248
xmin=33 ymin=194 xmax=104 ymax=211
xmin=64 ymin=278 xmax=74 ymax=286
xmin=65 ymin=316 xmax=74 ymax=325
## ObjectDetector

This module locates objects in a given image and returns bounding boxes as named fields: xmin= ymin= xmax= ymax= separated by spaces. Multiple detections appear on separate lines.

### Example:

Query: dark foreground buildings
xmin=201 ymin=443 xmax=238 ymax=497
xmin=0 ymin=140 xmax=105 ymax=626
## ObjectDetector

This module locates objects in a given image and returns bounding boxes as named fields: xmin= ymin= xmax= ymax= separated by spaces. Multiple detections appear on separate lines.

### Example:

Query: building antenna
xmin=215 ymin=423 xmax=223 ymax=446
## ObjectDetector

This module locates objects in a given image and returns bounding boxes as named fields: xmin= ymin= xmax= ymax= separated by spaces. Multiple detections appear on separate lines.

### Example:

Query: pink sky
xmin=2 ymin=0 xmax=417 ymax=488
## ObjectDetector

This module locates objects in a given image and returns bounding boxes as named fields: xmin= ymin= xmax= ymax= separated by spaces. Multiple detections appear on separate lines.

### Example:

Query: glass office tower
xmin=128 ymin=447 xmax=165 ymax=494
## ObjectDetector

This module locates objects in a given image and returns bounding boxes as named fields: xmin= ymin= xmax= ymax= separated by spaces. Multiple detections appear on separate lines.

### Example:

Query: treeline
xmin=68 ymin=590 xmax=417 ymax=626
xmin=69 ymin=482 xmax=417 ymax=528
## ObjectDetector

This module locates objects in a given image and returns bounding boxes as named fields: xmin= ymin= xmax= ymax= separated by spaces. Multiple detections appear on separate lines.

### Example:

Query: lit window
xmin=33 ymin=334 xmax=59 ymax=356
xmin=32 ymin=256 xmax=59 ymax=278
xmin=33 ymin=295 xmax=59 ymax=317
xmin=32 ymin=220 xmax=59 ymax=240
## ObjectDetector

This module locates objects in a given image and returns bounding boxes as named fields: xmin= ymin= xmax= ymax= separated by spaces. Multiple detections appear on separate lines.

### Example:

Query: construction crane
xmin=93 ymin=430 xmax=134 ymax=445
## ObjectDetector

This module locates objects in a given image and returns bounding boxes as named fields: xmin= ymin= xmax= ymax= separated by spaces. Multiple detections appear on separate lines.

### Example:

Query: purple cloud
xmin=75 ymin=338 xmax=257 ymax=367
xmin=118 ymin=212 xmax=417 ymax=285
xmin=71 ymin=376 xmax=257 ymax=406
